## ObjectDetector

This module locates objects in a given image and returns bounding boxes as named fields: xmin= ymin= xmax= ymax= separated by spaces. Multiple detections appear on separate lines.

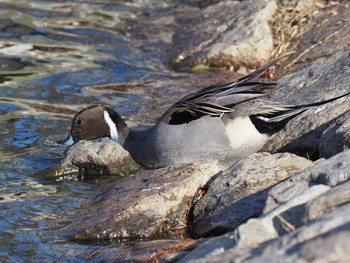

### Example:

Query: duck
xmin=64 ymin=55 xmax=349 ymax=168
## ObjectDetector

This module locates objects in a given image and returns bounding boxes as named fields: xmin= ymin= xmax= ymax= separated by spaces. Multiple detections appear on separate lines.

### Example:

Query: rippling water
xmin=0 ymin=0 xmax=199 ymax=261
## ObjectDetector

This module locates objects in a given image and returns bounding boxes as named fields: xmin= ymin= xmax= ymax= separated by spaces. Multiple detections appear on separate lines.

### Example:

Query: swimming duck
xmin=64 ymin=55 xmax=348 ymax=168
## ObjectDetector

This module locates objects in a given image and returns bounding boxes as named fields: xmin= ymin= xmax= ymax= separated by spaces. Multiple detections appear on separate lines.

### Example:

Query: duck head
xmin=64 ymin=105 xmax=130 ymax=146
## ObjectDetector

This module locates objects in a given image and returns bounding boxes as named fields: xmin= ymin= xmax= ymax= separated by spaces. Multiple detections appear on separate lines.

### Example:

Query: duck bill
xmin=64 ymin=133 xmax=74 ymax=145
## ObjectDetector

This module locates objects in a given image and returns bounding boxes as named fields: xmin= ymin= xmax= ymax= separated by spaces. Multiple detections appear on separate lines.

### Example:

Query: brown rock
xmin=63 ymin=163 xmax=221 ymax=241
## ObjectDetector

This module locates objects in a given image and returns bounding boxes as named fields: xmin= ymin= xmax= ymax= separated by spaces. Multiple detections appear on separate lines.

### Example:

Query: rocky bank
xmin=50 ymin=0 xmax=350 ymax=262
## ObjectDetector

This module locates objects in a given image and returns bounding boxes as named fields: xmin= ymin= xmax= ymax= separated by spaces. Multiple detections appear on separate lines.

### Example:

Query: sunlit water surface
xmin=0 ymin=0 xmax=198 ymax=261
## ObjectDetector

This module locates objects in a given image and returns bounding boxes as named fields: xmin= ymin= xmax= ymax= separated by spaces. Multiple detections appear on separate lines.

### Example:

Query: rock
xmin=83 ymin=239 xmax=198 ymax=262
xmin=301 ymin=179 xmax=350 ymax=224
xmin=63 ymin=163 xmax=221 ymax=241
xmin=174 ymin=234 xmax=236 ymax=263
xmin=176 ymin=184 xmax=330 ymax=263
xmin=294 ymin=0 xmax=317 ymax=12
xmin=261 ymin=51 xmax=350 ymax=159
xmin=285 ymin=1 xmax=350 ymax=74
xmin=242 ymin=203 xmax=350 ymax=263
xmin=291 ymin=149 xmax=350 ymax=186
xmin=263 ymin=180 xmax=311 ymax=213
xmin=190 ymin=152 xmax=312 ymax=238
xmin=171 ymin=0 xmax=277 ymax=68
xmin=270 ymin=51 xmax=350 ymax=105
xmin=264 ymin=149 xmax=350 ymax=213
xmin=175 ymin=153 xmax=350 ymax=263
xmin=259 ymin=184 xmax=329 ymax=236
xmin=319 ymin=110 xmax=350 ymax=158
xmin=49 ymin=138 xmax=139 ymax=178
xmin=183 ymin=202 xmax=350 ymax=263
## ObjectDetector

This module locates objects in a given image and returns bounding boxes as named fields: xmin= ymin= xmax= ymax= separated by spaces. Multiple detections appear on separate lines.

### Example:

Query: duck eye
xmin=77 ymin=119 xmax=82 ymax=125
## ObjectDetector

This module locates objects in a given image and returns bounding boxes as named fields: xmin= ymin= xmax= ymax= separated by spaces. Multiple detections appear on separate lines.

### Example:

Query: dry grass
xmin=270 ymin=0 xmax=340 ymax=59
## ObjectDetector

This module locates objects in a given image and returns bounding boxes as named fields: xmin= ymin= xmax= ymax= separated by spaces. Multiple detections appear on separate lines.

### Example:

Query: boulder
xmin=63 ymin=163 xmax=221 ymax=241
xmin=171 ymin=0 xmax=278 ymax=68
xmin=261 ymin=50 xmax=350 ymax=160
xmin=50 ymin=138 xmax=139 ymax=178
xmin=190 ymin=152 xmax=312 ymax=237
xmin=175 ymin=150 xmax=350 ymax=263
xmin=319 ymin=110 xmax=350 ymax=158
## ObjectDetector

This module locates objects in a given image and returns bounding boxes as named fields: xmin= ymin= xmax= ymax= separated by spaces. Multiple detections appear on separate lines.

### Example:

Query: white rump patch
xmin=104 ymin=110 xmax=120 ymax=144
xmin=225 ymin=117 xmax=268 ymax=149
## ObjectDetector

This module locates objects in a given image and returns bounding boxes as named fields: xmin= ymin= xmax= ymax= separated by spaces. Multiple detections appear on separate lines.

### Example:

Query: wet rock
xmin=52 ymin=138 xmax=139 ymax=177
xmin=84 ymin=239 xmax=198 ymax=263
xmin=171 ymin=0 xmax=277 ymax=68
xmin=63 ymin=163 xmax=221 ymax=241
xmin=319 ymin=110 xmax=350 ymax=158
xmin=261 ymin=51 xmax=350 ymax=159
xmin=190 ymin=152 xmax=312 ymax=238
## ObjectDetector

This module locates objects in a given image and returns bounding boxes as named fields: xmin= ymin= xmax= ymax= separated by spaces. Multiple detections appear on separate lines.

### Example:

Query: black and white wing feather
xmin=163 ymin=55 xmax=290 ymax=125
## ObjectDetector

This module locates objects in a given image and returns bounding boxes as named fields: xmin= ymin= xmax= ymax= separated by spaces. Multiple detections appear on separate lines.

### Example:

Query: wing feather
xmin=162 ymin=54 xmax=291 ymax=125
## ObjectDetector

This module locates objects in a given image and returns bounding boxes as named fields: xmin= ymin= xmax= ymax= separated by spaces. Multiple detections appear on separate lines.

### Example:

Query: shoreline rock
xmin=63 ymin=163 xmax=221 ymax=241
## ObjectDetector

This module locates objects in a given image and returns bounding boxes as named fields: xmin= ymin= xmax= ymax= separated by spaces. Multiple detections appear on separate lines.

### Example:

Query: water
xmin=0 ymin=0 xmax=199 ymax=261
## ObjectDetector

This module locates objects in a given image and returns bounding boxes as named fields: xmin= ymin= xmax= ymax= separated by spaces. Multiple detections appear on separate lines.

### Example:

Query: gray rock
xmin=263 ymin=180 xmax=312 ymax=213
xmin=264 ymin=149 xmax=350 ymax=213
xmin=301 ymin=179 xmax=350 ymax=225
xmin=177 ymin=171 xmax=350 ymax=263
xmin=319 ymin=110 xmax=350 ymax=158
xmin=260 ymin=184 xmax=329 ymax=236
xmin=243 ymin=204 xmax=350 ymax=263
xmin=175 ymin=233 xmax=236 ymax=263
xmin=171 ymin=0 xmax=277 ymax=68
xmin=270 ymin=51 xmax=350 ymax=105
xmin=177 ymin=150 xmax=350 ymax=262
xmin=291 ymin=149 xmax=350 ymax=186
xmin=261 ymin=51 xmax=350 ymax=159
xmin=190 ymin=152 xmax=312 ymax=237
xmin=177 ymin=184 xmax=329 ymax=263
xmin=63 ymin=163 xmax=221 ymax=241
xmin=51 ymin=138 xmax=139 ymax=177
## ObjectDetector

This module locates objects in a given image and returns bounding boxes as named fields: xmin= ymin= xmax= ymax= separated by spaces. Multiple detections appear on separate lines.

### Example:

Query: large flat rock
xmin=63 ymin=163 xmax=221 ymax=241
